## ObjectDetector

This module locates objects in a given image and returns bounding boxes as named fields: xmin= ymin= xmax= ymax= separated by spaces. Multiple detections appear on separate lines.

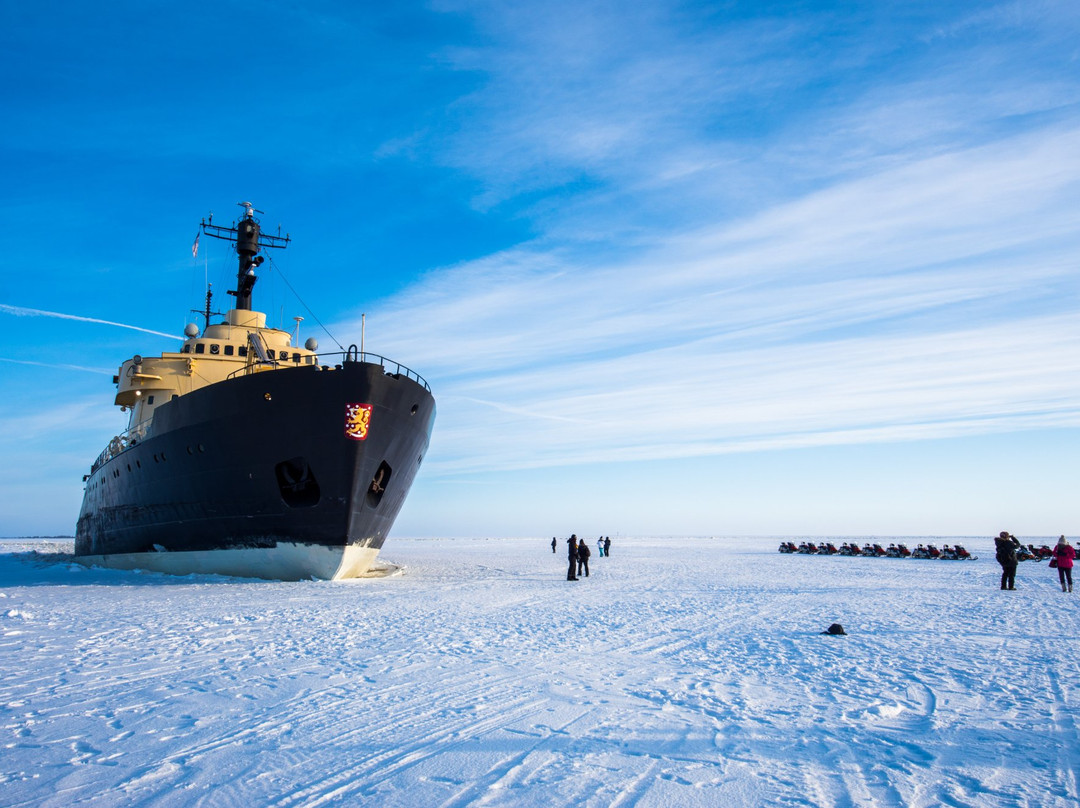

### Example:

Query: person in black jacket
xmin=551 ymin=536 xmax=557 ymax=553
xmin=577 ymin=539 xmax=591 ymax=578
xmin=567 ymin=535 xmax=579 ymax=581
xmin=995 ymin=531 xmax=1020 ymax=590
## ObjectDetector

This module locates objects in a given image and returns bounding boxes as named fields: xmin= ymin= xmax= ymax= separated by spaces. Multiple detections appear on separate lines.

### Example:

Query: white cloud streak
xmin=0 ymin=357 xmax=113 ymax=375
xmin=0 ymin=304 xmax=178 ymax=340
xmin=354 ymin=114 xmax=1080 ymax=476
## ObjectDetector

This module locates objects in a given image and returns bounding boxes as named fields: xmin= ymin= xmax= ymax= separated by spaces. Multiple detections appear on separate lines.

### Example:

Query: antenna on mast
xmin=190 ymin=283 xmax=223 ymax=331
xmin=199 ymin=202 xmax=290 ymax=311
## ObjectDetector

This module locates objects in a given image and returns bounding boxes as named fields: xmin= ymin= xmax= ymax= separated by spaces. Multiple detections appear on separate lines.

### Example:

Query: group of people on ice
xmin=995 ymin=532 xmax=1075 ymax=592
xmin=553 ymin=534 xmax=611 ymax=580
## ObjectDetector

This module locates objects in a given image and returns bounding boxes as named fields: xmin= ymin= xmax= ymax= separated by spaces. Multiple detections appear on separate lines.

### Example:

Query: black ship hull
xmin=76 ymin=360 xmax=435 ymax=580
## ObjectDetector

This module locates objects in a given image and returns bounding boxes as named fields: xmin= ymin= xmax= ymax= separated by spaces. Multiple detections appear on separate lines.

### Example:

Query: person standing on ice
xmin=1052 ymin=535 xmax=1074 ymax=593
xmin=597 ymin=537 xmax=604 ymax=557
xmin=604 ymin=536 xmax=611 ymax=557
xmin=995 ymin=531 xmax=1020 ymax=590
xmin=567 ymin=535 xmax=579 ymax=581
xmin=551 ymin=537 xmax=557 ymax=553
xmin=578 ymin=538 xmax=591 ymax=578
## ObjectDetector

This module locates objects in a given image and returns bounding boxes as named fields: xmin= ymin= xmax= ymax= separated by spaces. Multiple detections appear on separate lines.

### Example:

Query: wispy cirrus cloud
xmin=353 ymin=102 xmax=1080 ymax=476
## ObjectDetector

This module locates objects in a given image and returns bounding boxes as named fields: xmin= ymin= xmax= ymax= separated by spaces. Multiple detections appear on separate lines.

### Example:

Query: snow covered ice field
xmin=2 ymin=536 xmax=1078 ymax=808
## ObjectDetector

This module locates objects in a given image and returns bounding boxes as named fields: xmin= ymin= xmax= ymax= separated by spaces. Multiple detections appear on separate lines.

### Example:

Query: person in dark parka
xmin=995 ymin=531 xmax=1020 ymax=590
xmin=603 ymin=536 xmax=611 ymax=557
xmin=551 ymin=536 xmax=557 ymax=553
xmin=567 ymin=535 xmax=579 ymax=581
xmin=578 ymin=538 xmax=591 ymax=578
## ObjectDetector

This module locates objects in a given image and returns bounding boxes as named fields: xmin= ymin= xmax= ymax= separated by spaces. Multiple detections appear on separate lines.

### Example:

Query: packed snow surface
xmin=2 ymin=536 xmax=1078 ymax=807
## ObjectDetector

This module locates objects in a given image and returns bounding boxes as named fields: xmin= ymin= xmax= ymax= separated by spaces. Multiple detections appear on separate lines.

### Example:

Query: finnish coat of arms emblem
xmin=344 ymin=403 xmax=372 ymax=440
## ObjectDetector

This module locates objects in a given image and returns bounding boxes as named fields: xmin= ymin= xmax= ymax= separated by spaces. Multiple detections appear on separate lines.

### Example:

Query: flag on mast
xmin=191 ymin=232 xmax=200 ymax=259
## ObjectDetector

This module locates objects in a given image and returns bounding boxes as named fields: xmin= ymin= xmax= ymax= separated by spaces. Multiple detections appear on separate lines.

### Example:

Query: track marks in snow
xmin=4 ymin=538 xmax=1080 ymax=807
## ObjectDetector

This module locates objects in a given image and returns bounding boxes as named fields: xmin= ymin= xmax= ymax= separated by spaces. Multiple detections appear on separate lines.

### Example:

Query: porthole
xmin=210 ymin=343 xmax=220 ymax=355
xmin=410 ymin=404 xmax=418 ymax=415
xmin=187 ymin=446 xmax=193 ymax=455
xmin=198 ymin=444 xmax=205 ymax=453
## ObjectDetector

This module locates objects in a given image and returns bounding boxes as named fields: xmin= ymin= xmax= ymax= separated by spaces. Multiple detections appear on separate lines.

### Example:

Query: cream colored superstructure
xmin=115 ymin=308 xmax=318 ymax=439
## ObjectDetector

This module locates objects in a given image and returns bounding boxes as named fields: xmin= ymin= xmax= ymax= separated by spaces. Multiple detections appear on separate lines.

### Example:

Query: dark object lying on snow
xmin=821 ymin=623 xmax=847 ymax=636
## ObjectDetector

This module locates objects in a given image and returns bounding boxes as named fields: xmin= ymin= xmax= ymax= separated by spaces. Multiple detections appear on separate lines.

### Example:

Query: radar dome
xmin=305 ymin=337 xmax=319 ymax=351
xmin=184 ymin=323 xmax=199 ymax=338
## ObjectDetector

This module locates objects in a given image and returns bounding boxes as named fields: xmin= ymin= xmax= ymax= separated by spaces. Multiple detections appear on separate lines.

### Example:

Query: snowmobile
xmin=778 ymin=541 xmax=798 ymax=554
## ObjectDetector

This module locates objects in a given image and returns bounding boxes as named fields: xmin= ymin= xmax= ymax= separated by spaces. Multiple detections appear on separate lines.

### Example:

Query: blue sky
xmin=2 ymin=1 xmax=1078 ymax=538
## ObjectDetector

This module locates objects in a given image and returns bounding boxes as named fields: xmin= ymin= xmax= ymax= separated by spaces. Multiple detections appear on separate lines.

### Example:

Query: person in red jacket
xmin=1053 ymin=535 xmax=1075 ymax=593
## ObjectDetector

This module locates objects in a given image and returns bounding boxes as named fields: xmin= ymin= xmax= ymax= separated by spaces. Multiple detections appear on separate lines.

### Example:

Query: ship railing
xmin=226 ymin=345 xmax=431 ymax=392
xmin=340 ymin=345 xmax=432 ymax=392
xmin=90 ymin=419 xmax=151 ymax=475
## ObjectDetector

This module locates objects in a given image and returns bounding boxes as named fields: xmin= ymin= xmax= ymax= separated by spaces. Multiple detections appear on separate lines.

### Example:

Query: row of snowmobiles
xmin=777 ymin=541 xmax=977 ymax=560
xmin=1014 ymin=543 xmax=1075 ymax=562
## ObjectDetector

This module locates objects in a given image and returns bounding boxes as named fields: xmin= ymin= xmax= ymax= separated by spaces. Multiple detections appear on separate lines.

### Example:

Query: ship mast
xmin=200 ymin=202 xmax=290 ymax=311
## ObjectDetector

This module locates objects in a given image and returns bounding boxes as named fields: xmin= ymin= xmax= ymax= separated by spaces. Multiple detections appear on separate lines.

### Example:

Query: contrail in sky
xmin=0 ymin=357 xmax=112 ymax=374
xmin=0 ymin=304 xmax=177 ymax=339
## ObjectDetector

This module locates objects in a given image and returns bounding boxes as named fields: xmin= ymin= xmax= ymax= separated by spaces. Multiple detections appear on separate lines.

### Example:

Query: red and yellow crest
xmin=344 ymin=403 xmax=372 ymax=441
